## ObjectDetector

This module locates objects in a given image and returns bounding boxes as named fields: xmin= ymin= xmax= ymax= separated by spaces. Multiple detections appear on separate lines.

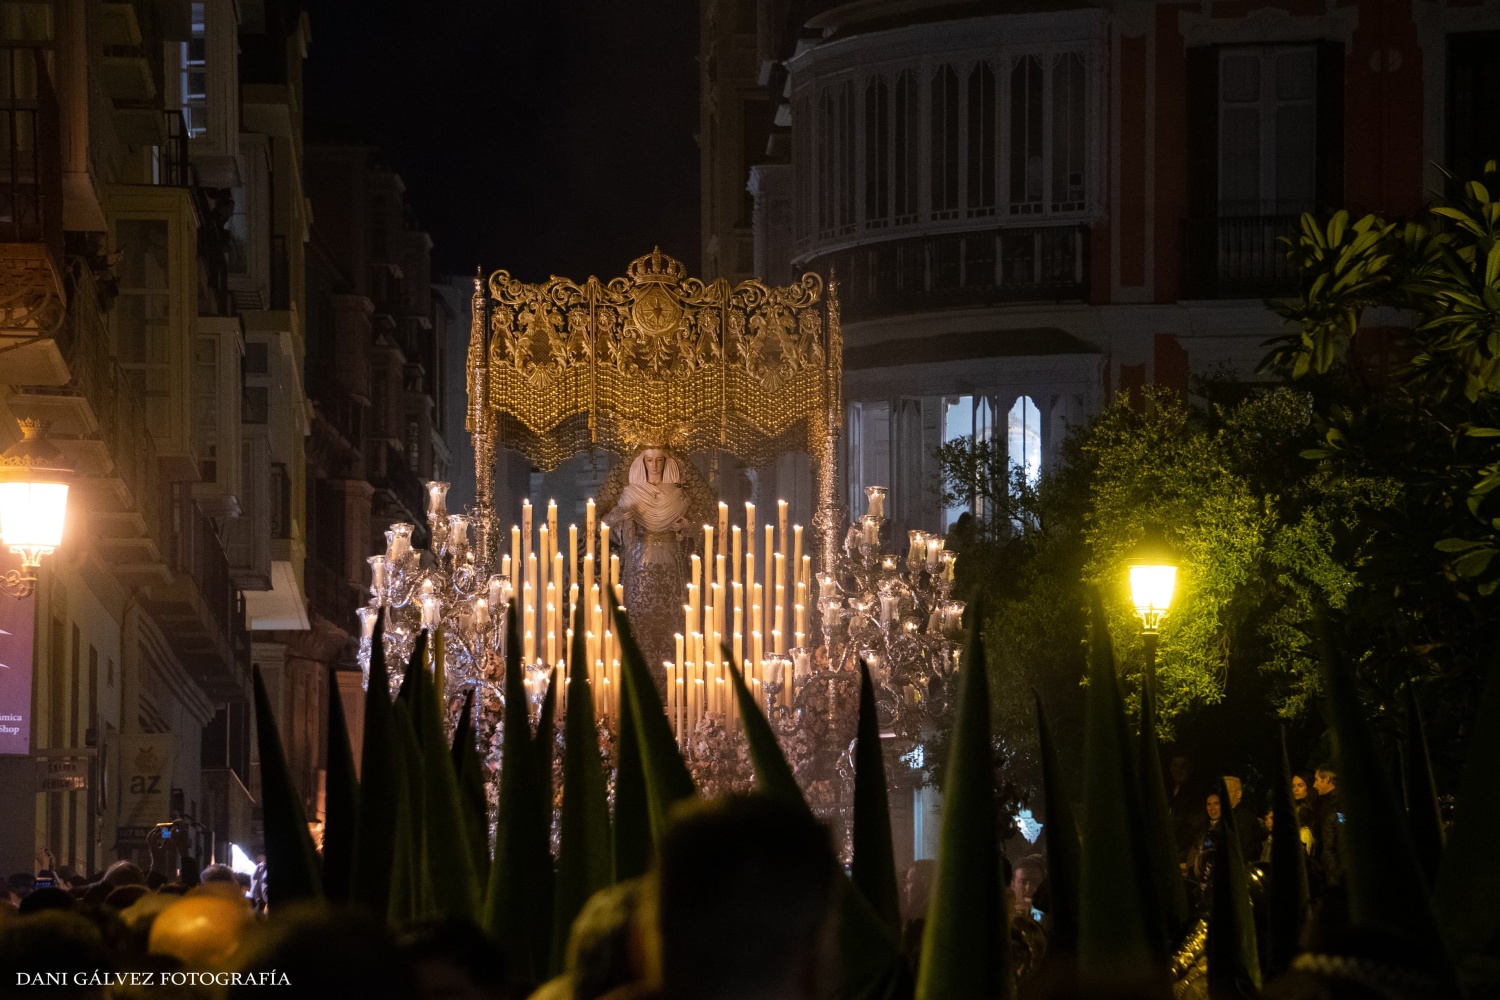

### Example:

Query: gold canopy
xmin=465 ymin=248 xmax=844 ymax=568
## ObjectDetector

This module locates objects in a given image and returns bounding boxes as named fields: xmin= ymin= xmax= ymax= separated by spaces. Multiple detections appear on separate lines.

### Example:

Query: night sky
xmin=302 ymin=1 xmax=701 ymax=282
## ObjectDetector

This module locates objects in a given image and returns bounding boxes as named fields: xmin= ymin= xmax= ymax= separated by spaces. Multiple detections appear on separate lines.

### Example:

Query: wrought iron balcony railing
xmin=1181 ymin=214 xmax=1302 ymax=299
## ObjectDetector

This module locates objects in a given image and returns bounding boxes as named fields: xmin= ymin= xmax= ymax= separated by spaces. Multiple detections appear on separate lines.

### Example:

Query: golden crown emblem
xmin=627 ymin=247 xmax=686 ymax=286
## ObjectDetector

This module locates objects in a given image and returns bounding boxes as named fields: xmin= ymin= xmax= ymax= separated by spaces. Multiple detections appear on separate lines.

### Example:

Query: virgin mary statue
xmin=599 ymin=446 xmax=714 ymax=688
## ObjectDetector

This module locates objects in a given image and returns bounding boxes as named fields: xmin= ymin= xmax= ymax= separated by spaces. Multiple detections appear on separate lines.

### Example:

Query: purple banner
xmin=0 ymin=555 xmax=36 ymax=755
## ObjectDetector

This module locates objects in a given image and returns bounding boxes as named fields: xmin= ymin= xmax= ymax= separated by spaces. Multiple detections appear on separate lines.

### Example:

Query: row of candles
xmin=666 ymin=498 xmax=811 ymax=743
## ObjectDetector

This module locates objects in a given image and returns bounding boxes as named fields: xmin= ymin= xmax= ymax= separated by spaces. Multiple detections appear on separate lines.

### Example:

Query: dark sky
xmin=302 ymin=1 xmax=701 ymax=283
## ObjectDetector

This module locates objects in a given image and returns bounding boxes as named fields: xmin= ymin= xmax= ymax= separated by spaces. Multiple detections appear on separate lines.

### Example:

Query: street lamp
xmin=1126 ymin=523 xmax=1176 ymax=703
xmin=0 ymin=419 xmax=72 ymax=599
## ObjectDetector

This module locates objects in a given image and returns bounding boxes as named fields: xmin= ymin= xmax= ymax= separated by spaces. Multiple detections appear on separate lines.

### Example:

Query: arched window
xmin=930 ymin=66 xmax=960 ymax=219
xmin=1052 ymin=53 xmax=1086 ymax=212
xmin=1009 ymin=56 xmax=1044 ymax=213
xmin=967 ymin=62 xmax=996 ymax=217
xmin=817 ymin=89 xmax=836 ymax=236
xmin=893 ymin=70 xmax=919 ymax=222
xmin=865 ymin=76 xmax=890 ymax=227
xmin=837 ymin=82 xmax=855 ymax=231
xmin=1007 ymin=396 xmax=1042 ymax=485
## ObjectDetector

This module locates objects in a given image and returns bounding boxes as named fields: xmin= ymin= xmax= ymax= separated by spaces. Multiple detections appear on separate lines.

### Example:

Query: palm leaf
xmin=321 ymin=666 xmax=359 ymax=902
xmin=1314 ymin=619 xmax=1454 ymax=977
xmin=486 ymin=599 xmax=553 ymax=987
xmin=1035 ymin=689 xmax=1080 ymax=958
xmin=452 ymin=688 xmax=491 ymax=885
xmin=1205 ymin=777 xmax=1261 ymax=996
xmin=389 ymin=700 xmax=425 ymax=923
xmin=551 ymin=605 xmax=613 ymax=971
xmin=725 ymin=653 xmax=909 ymax=1000
xmin=1266 ymin=728 xmax=1309 ymax=979
xmin=915 ymin=612 xmax=1006 ymax=1000
xmin=852 ymin=659 xmax=901 ymax=938
xmin=612 ymin=593 xmax=695 ymax=842
xmin=414 ymin=630 xmax=480 ymax=921
xmin=1402 ymin=682 xmax=1445 ymax=887
xmin=353 ymin=610 xmax=399 ymax=919
xmin=612 ymin=674 xmax=650 ymax=881
xmin=1077 ymin=592 xmax=1169 ymax=996
xmin=251 ymin=663 xmax=323 ymax=907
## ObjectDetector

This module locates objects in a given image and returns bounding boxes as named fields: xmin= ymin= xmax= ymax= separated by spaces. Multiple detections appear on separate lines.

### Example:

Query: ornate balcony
xmin=1181 ymin=215 xmax=1302 ymax=300
xmin=1 ymin=45 xmax=65 ymax=349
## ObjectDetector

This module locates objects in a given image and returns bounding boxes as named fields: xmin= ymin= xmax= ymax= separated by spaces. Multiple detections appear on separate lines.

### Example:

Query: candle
xmin=538 ymin=524 xmax=550 ymax=605
xmin=792 ymin=525 xmax=803 ymax=585
xmin=569 ymin=524 xmax=579 ymax=590
xmin=703 ymin=524 xmax=714 ymax=564
xmin=745 ymin=502 xmax=756 ymax=559
xmin=512 ymin=525 xmax=522 ymax=580
xmin=777 ymin=500 xmax=789 ymax=561
xmin=908 ymin=530 xmax=927 ymax=565
xmin=586 ymin=498 xmax=596 ymax=546
xmin=732 ymin=526 xmax=742 ymax=586
xmin=522 ymin=500 xmax=533 ymax=562
xmin=926 ymin=537 xmax=943 ymax=572
xmin=611 ymin=554 xmax=620 ymax=589
xmin=717 ymin=502 xmax=729 ymax=558
xmin=763 ymin=525 xmax=775 ymax=639
xmin=547 ymin=500 xmax=558 ymax=552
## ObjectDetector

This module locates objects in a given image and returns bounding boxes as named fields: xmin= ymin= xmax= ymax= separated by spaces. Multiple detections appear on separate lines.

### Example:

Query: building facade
xmin=702 ymin=0 xmax=1500 ymax=867
xmin=0 ymin=0 xmax=317 ymax=876
xmin=704 ymin=0 xmax=1500 ymax=539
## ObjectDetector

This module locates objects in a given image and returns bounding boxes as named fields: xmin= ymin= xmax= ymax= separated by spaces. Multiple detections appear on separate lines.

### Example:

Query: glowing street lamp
xmin=1126 ymin=524 xmax=1176 ymax=708
xmin=0 ymin=419 xmax=72 ymax=599
xmin=1127 ymin=524 xmax=1176 ymax=634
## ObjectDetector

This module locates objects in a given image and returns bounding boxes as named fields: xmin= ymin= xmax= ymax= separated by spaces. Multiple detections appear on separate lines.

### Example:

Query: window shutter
xmin=1315 ymin=41 xmax=1345 ymax=212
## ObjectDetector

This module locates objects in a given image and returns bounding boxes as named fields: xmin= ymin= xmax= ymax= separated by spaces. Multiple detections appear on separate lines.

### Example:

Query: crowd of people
xmin=0 ymin=755 xmax=1416 ymax=1000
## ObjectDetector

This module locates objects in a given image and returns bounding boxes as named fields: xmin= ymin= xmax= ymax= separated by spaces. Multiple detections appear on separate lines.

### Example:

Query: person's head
xmin=149 ymin=895 xmax=251 ymax=969
xmin=105 ymin=885 xmax=151 ymax=910
xmin=1223 ymin=775 xmax=1244 ymax=808
xmin=1170 ymin=754 xmax=1191 ymax=785
xmin=1263 ymin=808 xmax=1274 ymax=832
xmin=1291 ymin=773 xmax=1310 ymax=801
xmin=1206 ymin=792 xmax=1222 ymax=823
xmin=903 ymin=859 xmax=937 ymax=923
xmin=229 ymin=903 xmax=417 ymax=999
xmin=0 ymin=910 xmax=113 ymax=998
xmin=1315 ymin=765 xmax=1338 ymax=796
xmin=18 ymin=886 xmax=75 ymax=916
xmin=657 ymin=795 xmax=837 ymax=1000
xmin=565 ymin=879 xmax=646 ymax=1000
xmin=398 ymin=917 xmax=508 ymax=1000
xmin=1012 ymin=856 xmax=1045 ymax=913
xmin=103 ymin=860 xmax=146 ymax=888
xmin=201 ymin=864 xmax=237 ymax=885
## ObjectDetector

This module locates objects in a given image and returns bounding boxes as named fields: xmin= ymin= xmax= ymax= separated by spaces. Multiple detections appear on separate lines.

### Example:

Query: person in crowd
xmin=1291 ymin=770 xmax=1319 ymax=853
xmin=1012 ymin=855 xmax=1045 ymax=920
xmin=148 ymin=894 xmax=251 ymax=969
xmin=0 ymin=910 xmax=114 ymax=999
xmin=900 ymin=858 xmax=937 ymax=956
xmin=1222 ymin=775 xmax=1262 ymax=862
xmin=201 ymin=863 xmax=238 ymax=884
xmin=228 ymin=902 xmax=419 ymax=999
xmin=1191 ymin=791 xmax=1223 ymax=884
xmin=1313 ymin=764 xmax=1345 ymax=887
xmin=399 ymin=917 xmax=509 ymax=1000
xmin=1167 ymin=753 xmax=1206 ymax=864
xmin=656 ymin=794 xmax=837 ymax=1000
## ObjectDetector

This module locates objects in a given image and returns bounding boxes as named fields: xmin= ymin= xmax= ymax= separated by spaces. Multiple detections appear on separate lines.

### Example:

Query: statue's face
xmin=642 ymin=449 xmax=667 ymax=483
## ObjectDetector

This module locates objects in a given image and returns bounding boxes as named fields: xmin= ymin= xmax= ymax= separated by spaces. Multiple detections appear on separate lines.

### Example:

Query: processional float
xmin=358 ymin=249 xmax=964 ymax=817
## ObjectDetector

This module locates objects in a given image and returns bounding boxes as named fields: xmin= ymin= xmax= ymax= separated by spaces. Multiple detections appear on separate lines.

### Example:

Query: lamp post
xmin=0 ymin=419 xmax=72 ymax=599
xmin=1127 ymin=523 xmax=1176 ymax=706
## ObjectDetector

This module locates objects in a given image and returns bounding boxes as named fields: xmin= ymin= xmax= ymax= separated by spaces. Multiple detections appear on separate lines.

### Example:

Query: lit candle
xmin=745 ymin=502 xmax=757 ymax=561
xmin=792 ymin=525 xmax=803 ymax=585
xmin=500 ymin=554 xmax=512 ymax=580
xmin=512 ymin=525 xmax=522 ymax=581
xmin=569 ymin=524 xmax=579 ymax=591
xmin=908 ymin=530 xmax=927 ymax=565
xmin=522 ymin=500 xmax=533 ymax=563
xmin=703 ymin=524 xmax=714 ymax=564
xmin=732 ymin=526 xmax=742 ymax=586
xmin=926 ymin=536 xmax=944 ymax=573
xmin=777 ymin=500 xmax=789 ymax=562
xmin=547 ymin=499 xmax=558 ymax=552
xmin=717 ymin=502 xmax=729 ymax=558
xmin=586 ymin=498 xmax=596 ymax=546
xmin=763 ymin=525 xmax=775 ymax=639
